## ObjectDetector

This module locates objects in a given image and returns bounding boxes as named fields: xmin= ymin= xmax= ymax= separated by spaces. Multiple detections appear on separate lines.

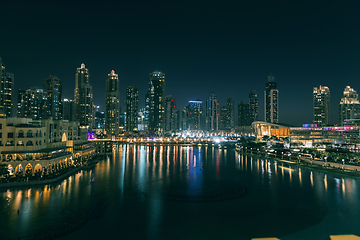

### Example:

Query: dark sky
xmin=1 ymin=0 xmax=359 ymax=126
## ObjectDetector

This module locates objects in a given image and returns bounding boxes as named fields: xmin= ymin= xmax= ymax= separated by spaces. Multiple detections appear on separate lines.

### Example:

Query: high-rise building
xmin=249 ymin=90 xmax=258 ymax=124
xmin=105 ymin=70 xmax=120 ymax=135
xmin=74 ymin=63 xmax=93 ymax=127
xmin=313 ymin=85 xmax=330 ymax=127
xmin=138 ymin=107 xmax=148 ymax=131
xmin=264 ymin=74 xmax=279 ymax=123
xmin=17 ymin=89 xmax=26 ymax=117
xmin=126 ymin=85 xmax=138 ymax=132
xmin=186 ymin=100 xmax=203 ymax=131
xmin=148 ymin=72 xmax=165 ymax=135
xmin=181 ymin=107 xmax=188 ymax=131
xmin=219 ymin=106 xmax=228 ymax=130
xmin=0 ymin=58 xmax=14 ymax=117
xmin=62 ymin=99 xmax=74 ymax=121
xmin=21 ymin=87 xmax=48 ymax=120
xmin=339 ymin=86 xmax=360 ymax=126
xmin=43 ymin=75 xmax=62 ymax=120
xmin=238 ymin=101 xmax=250 ymax=126
xmin=164 ymin=96 xmax=179 ymax=132
xmin=206 ymin=91 xmax=219 ymax=131
xmin=226 ymin=98 xmax=235 ymax=129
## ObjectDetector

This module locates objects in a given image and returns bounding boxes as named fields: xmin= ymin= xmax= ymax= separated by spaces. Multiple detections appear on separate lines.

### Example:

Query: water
xmin=1 ymin=144 xmax=359 ymax=239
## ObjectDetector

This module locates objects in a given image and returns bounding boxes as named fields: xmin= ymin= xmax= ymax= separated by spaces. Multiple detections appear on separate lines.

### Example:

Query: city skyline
xmin=1 ymin=1 xmax=359 ymax=126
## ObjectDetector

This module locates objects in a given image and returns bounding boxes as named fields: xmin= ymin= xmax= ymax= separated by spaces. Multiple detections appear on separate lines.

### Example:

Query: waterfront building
xmin=94 ymin=109 xmax=105 ymax=129
xmin=226 ymin=98 xmax=235 ymax=129
xmin=252 ymin=121 xmax=290 ymax=140
xmin=238 ymin=101 xmax=250 ymax=127
xmin=148 ymin=72 xmax=165 ymax=135
xmin=105 ymin=70 xmax=120 ymax=135
xmin=21 ymin=87 xmax=49 ymax=120
xmin=264 ymin=74 xmax=279 ymax=123
xmin=43 ymin=75 xmax=62 ymax=120
xmin=205 ymin=91 xmax=219 ymax=131
xmin=74 ymin=63 xmax=93 ymax=128
xmin=62 ymin=99 xmax=75 ymax=122
xmin=126 ymin=85 xmax=138 ymax=132
xmin=181 ymin=107 xmax=188 ymax=131
xmin=164 ymin=96 xmax=179 ymax=132
xmin=138 ymin=108 xmax=147 ymax=131
xmin=313 ymin=85 xmax=330 ymax=127
xmin=186 ymin=100 xmax=203 ymax=131
xmin=0 ymin=58 xmax=14 ymax=117
xmin=0 ymin=117 xmax=95 ymax=176
xmin=219 ymin=106 xmax=228 ymax=130
xmin=249 ymin=90 xmax=258 ymax=124
xmin=339 ymin=86 xmax=360 ymax=126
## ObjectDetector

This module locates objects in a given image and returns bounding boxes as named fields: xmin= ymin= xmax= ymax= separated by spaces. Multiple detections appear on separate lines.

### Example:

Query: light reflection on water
xmin=1 ymin=145 xmax=360 ymax=239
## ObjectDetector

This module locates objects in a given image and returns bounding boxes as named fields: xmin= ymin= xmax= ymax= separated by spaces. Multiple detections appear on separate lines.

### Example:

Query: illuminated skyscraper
xmin=226 ymin=98 xmax=235 ymax=129
xmin=164 ymin=96 xmax=179 ymax=132
xmin=148 ymin=72 xmax=165 ymax=135
xmin=220 ymin=105 xmax=228 ymax=130
xmin=74 ymin=63 xmax=93 ymax=127
xmin=43 ymin=75 xmax=62 ymax=120
xmin=186 ymin=100 xmax=203 ymax=131
xmin=21 ymin=87 xmax=48 ymax=119
xmin=105 ymin=70 xmax=120 ymax=135
xmin=313 ymin=85 xmax=330 ymax=127
xmin=126 ymin=85 xmax=138 ymax=132
xmin=264 ymin=74 xmax=278 ymax=123
xmin=339 ymin=86 xmax=360 ymax=125
xmin=62 ymin=99 xmax=74 ymax=122
xmin=249 ymin=90 xmax=258 ymax=124
xmin=206 ymin=91 xmax=219 ymax=131
xmin=0 ymin=58 xmax=14 ymax=117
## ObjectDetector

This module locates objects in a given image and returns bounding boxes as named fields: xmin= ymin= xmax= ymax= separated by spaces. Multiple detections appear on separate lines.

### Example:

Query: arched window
xmin=26 ymin=140 xmax=33 ymax=146
xmin=36 ymin=130 xmax=39 ymax=137
xmin=27 ymin=130 xmax=33 ymax=138
xmin=17 ymin=141 xmax=24 ymax=146
xmin=18 ymin=130 xmax=24 ymax=138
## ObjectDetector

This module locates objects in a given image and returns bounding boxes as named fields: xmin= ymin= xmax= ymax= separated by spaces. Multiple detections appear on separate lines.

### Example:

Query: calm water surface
xmin=1 ymin=144 xmax=360 ymax=239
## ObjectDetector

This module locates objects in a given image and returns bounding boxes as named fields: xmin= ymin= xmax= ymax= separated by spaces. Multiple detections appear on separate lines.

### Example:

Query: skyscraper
xmin=339 ymin=86 xmax=360 ymax=125
xmin=206 ymin=91 xmax=219 ymax=131
xmin=164 ymin=96 xmax=179 ymax=132
xmin=313 ymin=85 xmax=330 ymax=127
xmin=21 ymin=87 xmax=48 ymax=119
xmin=43 ymin=75 xmax=62 ymax=120
xmin=0 ymin=58 xmax=14 ymax=117
xmin=17 ymin=89 xmax=25 ymax=117
xmin=187 ymin=100 xmax=203 ymax=131
xmin=62 ymin=99 xmax=74 ymax=121
xmin=249 ymin=90 xmax=258 ymax=124
xmin=74 ymin=63 xmax=93 ymax=127
xmin=105 ymin=70 xmax=120 ymax=135
xmin=226 ymin=98 xmax=235 ymax=129
xmin=264 ymin=74 xmax=279 ymax=123
xmin=220 ymin=106 xmax=228 ymax=130
xmin=126 ymin=85 xmax=138 ymax=132
xmin=148 ymin=72 xmax=165 ymax=135
xmin=238 ymin=101 xmax=250 ymax=126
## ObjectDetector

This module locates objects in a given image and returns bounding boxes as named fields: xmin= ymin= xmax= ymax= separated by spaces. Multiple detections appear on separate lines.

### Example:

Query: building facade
xmin=339 ymin=86 xmax=360 ymax=126
xmin=0 ymin=58 xmax=14 ymax=117
xmin=105 ymin=70 xmax=120 ymax=135
xmin=126 ymin=85 xmax=138 ymax=132
xmin=43 ymin=75 xmax=62 ymax=120
xmin=148 ymin=72 xmax=165 ymax=135
xmin=74 ymin=63 xmax=93 ymax=128
xmin=313 ymin=85 xmax=330 ymax=127
xmin=249 ymin=90 xmax=258 ymax=124
xmin=206 ymin=91 xmax=219 ymax=131
xmin=20 ymin=88 xmax=48 ymax=120
xmin=264 ymin=74 xmax=278 ymax=123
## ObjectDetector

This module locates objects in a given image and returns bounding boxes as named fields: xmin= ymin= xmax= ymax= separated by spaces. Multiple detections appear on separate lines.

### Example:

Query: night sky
xmin=1 ymin=0 xmax=359 ymax=126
